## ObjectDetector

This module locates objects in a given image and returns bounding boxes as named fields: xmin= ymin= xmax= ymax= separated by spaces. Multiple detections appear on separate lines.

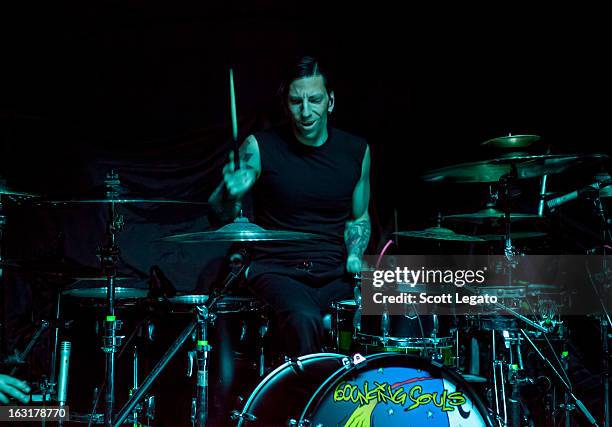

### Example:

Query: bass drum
xmin=299 ymin=353 xmax=494 ymax=427
xmin=235 ymin=353 xmax=350 ymax=426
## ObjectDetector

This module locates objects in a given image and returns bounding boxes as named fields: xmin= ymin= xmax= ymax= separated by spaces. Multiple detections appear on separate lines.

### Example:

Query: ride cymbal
xmin=422 ymin=153 xmax=608 ymax=183
xmin=393 ymin=226 xmax=485 ymax=242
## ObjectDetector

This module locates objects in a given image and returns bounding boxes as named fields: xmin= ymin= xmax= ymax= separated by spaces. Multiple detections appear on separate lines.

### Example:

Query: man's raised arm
xmin=208 ymin=135 xmax=261 ymax=221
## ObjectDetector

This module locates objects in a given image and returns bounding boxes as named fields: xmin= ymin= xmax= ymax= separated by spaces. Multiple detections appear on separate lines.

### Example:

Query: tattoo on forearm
xmin=240 ymin=152 xmax=254 ymax=169
xmin=345 ymin=217 xmax=371 ymax=257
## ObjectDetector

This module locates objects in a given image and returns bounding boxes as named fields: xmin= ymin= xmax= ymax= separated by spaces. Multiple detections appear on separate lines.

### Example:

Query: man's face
xmin=287 ymin=75 xmax=334 ymax=142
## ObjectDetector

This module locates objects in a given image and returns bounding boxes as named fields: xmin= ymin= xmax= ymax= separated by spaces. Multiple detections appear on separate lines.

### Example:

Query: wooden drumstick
xmin=229 ymin=68 xmax=240 ymax=171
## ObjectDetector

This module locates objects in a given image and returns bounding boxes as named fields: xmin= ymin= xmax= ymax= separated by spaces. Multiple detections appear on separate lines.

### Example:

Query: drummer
xmin=209 ymin=55 xmax=371 ymax=357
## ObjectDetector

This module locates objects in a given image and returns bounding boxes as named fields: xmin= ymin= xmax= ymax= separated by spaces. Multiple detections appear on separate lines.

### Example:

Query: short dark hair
xmin=278 ymin=55 xmax=334 ymax=104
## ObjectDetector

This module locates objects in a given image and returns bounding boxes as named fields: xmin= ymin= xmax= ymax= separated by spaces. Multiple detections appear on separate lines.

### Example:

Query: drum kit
xmin=1 ymin=133 xmax=611 ymax=426
xmin=3 ymin=99 xmax=612 ymax=427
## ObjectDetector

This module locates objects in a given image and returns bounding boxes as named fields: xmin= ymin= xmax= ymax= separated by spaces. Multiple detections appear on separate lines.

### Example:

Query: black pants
xmin=248 ymin=265 xmax=353 ymax=357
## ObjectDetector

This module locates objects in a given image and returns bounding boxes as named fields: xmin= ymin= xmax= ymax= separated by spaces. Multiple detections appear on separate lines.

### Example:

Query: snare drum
xmin=168 ymin=293 xmax=264 ymax=314
xmin=331 ymin=300 xmax=457 ymax=364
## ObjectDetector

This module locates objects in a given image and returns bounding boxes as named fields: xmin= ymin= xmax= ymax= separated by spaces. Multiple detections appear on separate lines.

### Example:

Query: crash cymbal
xmin=0 ymin=180 xmax=38 ymax=198
xmin=422 ymin=153 xmax=609 ymax=183
xmin=42 ymin=182 xmax=209 ymax=205
xmin=161 ymin=217 xmax=320 ymax=243
xmin=481 ymin=134 xmax=541 ymax=148
xmin=393 ymin=226 xmax=485 ymax=242
xmin=477 ymin=231 xmax=547 ymax=241
xmin=444 ymin=208 xmax=542 ymax=223
xmin=44 ymin=197 xmax=208 ymax=205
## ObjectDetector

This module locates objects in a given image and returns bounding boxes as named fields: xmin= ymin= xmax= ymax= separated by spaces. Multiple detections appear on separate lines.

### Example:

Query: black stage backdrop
xmin=0 ymin=2 xmax=611 ymax=421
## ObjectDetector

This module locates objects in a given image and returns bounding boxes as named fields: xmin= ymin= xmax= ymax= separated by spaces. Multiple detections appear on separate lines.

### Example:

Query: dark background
xmin=0 ymin=2 xmax=610 ymax=424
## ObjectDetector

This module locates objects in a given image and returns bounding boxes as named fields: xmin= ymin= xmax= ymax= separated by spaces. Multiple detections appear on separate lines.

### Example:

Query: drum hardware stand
xmin=499 ymin=172 xmax=520 ymax=286
xmin=97 ymin=171 xmax=126 ymax=427
xmin=0 ymin=195 xmax=6 ymax=358
xmin=520 ymin=328 xmax=600 ymax=426
xmin=5 ymin=320 xmax=51 ymax=377
xmin=112 ymin=264 xmax=244 ymax=427
xmin=590 ymin=181 xmax=612 ymax=427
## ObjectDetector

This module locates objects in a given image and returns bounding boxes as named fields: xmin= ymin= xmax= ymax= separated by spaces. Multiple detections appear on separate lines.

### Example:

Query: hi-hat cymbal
xmin=481 ymin=134 xmax=541 ymax=148
xmin=63 ymin=286 xmax=148 ymax=300
xmin=444 ymin=208 xmax=542 ymax=223
xmin=422 ymin=153 xmax=608 ymax=183
xmin=161 ymin=217 xmax=320 ymax=243
xmin=394 ymin=226 xmax=485 ymax=242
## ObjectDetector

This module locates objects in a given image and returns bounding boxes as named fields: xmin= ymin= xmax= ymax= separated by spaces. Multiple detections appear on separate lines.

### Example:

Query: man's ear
xmin=328 ymin=91 xmax=335 ymax=114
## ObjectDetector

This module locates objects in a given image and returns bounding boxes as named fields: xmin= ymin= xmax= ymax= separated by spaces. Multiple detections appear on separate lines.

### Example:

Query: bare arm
xmin=208 ymin=135 xmax=261 ymax=221
xmin=344 ymin=145 xmax=371 ymax=273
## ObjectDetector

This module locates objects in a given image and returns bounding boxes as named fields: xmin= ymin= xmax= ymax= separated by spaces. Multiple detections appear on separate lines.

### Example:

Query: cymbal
xmin=63 ymin=286 xmax=148 ymax=300
xmin=444 ymin=208 xmax=542 ymax=223
xmin=600 ymin=185 xmax=612 ymax=198
xmin=161 ymin=217 xmax=320 ymax=243
xmin=44 ymin=197 xmax=208 ymax=205
xmin=422 ymin=153 xmax=609 ymax=183
xmin=394 ymin=226 xmax=485 ymax=242
xmin=481 ymin=134 xmax=540 ymax=148
xmin=0 ymin=181 xmax=38 ymax=198
xmin=477 ymin=231 xmax=547 ymax=241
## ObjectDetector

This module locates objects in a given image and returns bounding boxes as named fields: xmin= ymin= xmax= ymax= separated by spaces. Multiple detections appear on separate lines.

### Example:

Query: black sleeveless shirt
xmin=249 ymin=124 xmax=367 ymax=279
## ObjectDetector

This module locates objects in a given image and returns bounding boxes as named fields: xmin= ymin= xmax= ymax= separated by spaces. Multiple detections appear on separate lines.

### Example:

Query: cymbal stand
xmin=590 ymin=186 xmax=612 ymax=427
xmin=499 ymin=172 xmax=519 ymax=286
xmin=520 ymin=328 xmax=600 ymax=426
xmin=0 ymin=194 xmax=6 ymax=358
xmin=99 ymin=171 xmax=125 ymax=427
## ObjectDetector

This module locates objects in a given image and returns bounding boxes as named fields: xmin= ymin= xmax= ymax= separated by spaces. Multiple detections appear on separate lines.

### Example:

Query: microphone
xmin=57 ymin=341 xmax=71 ymax=406
xmin=546 ymin=179 xmax=612 ymax=211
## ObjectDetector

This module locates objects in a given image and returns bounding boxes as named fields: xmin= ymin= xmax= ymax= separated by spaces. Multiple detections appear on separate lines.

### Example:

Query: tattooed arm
xmin=208 ymin=135 xmax=261 ymax=221
xmin=345 ymin=145 xmax=371 ymax=274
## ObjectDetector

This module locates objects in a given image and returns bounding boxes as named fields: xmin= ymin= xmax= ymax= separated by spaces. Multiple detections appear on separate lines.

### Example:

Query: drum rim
xmin=355 ymin=332 xmax=456 ymax=348
xmin=236 ymin=352 xmax=349 ymax=427
xmin=299 ymin=352 xmax=495 ymax=426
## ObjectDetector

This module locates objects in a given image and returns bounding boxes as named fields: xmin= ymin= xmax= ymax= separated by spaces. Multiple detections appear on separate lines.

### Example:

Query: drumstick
xmin=229 ymin=68 xmax=240 ymax=171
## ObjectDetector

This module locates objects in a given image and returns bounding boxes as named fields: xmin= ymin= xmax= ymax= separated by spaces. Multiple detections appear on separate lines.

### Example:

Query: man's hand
xmin=346 ymin=254 xmax=363 ymax=275
xmin=223 ymin=151 xmax=257 ymax=200
xmin=0 ymin=374 xmax=30 ymax=404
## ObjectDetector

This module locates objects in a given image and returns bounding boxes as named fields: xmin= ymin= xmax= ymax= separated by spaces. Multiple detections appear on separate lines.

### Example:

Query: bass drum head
xmin=236 ymin=353 xmax=349 ymax=427
xmin=300 ymin=353 xmax=494 ymax=427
